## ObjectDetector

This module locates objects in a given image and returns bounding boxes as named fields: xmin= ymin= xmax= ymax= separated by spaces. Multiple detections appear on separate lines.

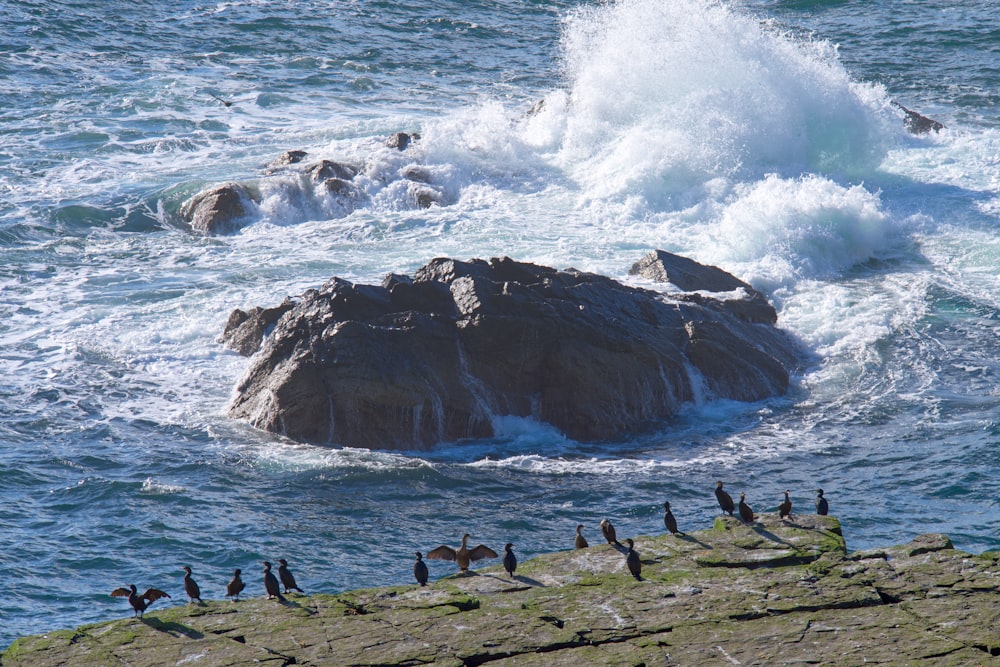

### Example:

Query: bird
xmin=262 ymin=561 xmax=286 ymax=602
xmin=625 ymin=538 xmax=642 ymax=580
xmin=426 ymin=534 xmax=498 ymax=573
xmin=600 ymin=518 xmax=618 ymax=545
xmin=110 ymin=584 xmax=170 ymax=618
xmin=277 ymin=558 xmax=303 ymax=594
xmin=815 ymin=489 xmax=829 ymax=515
xmin=738 ymin=492 xmax=755 ymax=525
xmin=182 ymin=566 xmax=202 ymax=604
xmin=413 ymin=552 xmax=429 ymax=586
xmin=502 ymin=543 xmax=517 ymax=578
xmin=226 ymin=568 xmax=245 ymax=602
xmin=574 ymin=524 xmax=589 ymax=549
xmin=663 ymin=501 xmax=681 ymax=535
xmin=209 ymin=92 xmax=233 ymax=107
xmin=716 ymin=481 xmax=735 ymax=516
xmin=779 ymin=490 xmax=793 ymax=519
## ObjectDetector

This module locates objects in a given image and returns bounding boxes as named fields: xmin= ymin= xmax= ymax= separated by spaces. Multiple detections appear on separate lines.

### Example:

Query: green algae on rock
xmin=5 ymin=515 xmax=1000 ymax=666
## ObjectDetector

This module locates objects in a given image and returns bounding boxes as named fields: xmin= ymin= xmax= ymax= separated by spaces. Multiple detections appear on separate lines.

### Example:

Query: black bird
xmin=227 ymin=568 xmax=245 ymax=602
xmin=815 ymin=488 xmax=829 ymax=516
xmin=182 ymin=566 xmax=202 ymax=604
xmin=738 ymin=492 xmax=755 ymax=525
xmin=110 ymin=584 xmax=170 ymax=618
xmin=209 ymin=92 xmax=233 ymax=107
xmin=625 ymin=538 xmax=642 ymax=580
xmin=262 ymin=561 xmax=286 ymax=602
xmin=663 ymin=501 xmax=681 ymax=535
xmin=427 ymin=534 xmax=498 ymax=573
xmin=277 ymin=558 xmax=303 ymax=594
xmin=502 ymin=543 xmax=517 ymax=578
xmin=716 ymin=481 xmax=735 ymax=516
xmin=779 ymin=490 xmax=792 ymax=519
xmin=574 ymin=524 xmax=589 ymax=549
xmin=600 ymin=518 xmax=618 ymax=545
xmin=413 ymin=552 xmax=429 ymax=586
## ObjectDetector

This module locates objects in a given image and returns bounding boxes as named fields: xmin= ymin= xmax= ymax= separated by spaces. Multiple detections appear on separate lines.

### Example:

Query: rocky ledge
xmin=223 ymin=251 xmax=803 ymax=449
xmin=6 ymin=516 xmax=1000 ymax=666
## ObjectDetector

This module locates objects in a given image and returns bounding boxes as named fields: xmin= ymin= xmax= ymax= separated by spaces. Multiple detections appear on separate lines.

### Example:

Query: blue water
xmin=3 ymin=0 xmax=1000 ymax=649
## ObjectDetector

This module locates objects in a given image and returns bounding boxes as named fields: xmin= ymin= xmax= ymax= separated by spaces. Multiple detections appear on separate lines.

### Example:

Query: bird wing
xmin=468 ymin=545 xmax=498 ymax=561
xmin=142 ymin=588 xmax=171 ymax=602
xmin=425 ymin=545 xmax=457 ymax=561
xmin=110 ymin=588 xmax=131 ymax=598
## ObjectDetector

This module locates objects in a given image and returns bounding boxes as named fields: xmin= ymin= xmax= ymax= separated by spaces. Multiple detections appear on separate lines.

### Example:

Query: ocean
xmin=3 ymin=0 xmax=1000 ymax=648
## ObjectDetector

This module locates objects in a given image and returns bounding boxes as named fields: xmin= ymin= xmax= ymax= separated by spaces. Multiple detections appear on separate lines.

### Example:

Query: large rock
xmin=9 ymin=517 xmax=1000 ymax=666
xmin=179 ymin=182 xmax=259 ymax=235
xmin=225 ymin=254 xmax=802 ymax=449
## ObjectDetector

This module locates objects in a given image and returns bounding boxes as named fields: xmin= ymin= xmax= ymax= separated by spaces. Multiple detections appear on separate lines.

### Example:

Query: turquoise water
xmin=3 ymin=0 xmax=1000 ymax=648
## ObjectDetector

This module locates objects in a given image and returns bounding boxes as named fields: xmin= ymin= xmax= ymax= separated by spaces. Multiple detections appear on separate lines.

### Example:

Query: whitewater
xmin=2 ymin=0 xmax=1000 ymax=647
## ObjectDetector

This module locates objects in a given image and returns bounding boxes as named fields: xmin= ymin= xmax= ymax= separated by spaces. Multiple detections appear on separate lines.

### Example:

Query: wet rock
xmin=10 ymin=518 xmax=1000 ymax=667
xmin=322 ymin=177 xmax=355 ymax=196
xmin=629 ymin=249 xmax=777 ymax=324
xmin=305 ymin=159 xmax=358 ymax=183
xmin=386 ymin=131 xmax=419 ymax=150
xmin=266 ymin=149 xmax=308 ymax=172
xmin=226 ymin=254 xmax=801 ymax=449
xmin=179 ymin=182 xmax=259 ymax=235
xmin=220 ymin=299 xmax=296 ymax=356
xmin=893 ymin=101 xmax=944 ymax=134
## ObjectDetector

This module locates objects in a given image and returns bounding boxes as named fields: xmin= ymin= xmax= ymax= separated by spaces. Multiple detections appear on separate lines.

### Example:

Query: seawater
xmin=3 ymin=0 xmax=1000 ymax=648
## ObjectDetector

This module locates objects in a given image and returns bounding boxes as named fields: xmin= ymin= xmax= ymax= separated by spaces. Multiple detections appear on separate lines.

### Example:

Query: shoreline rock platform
xmin=6 ymin=516 xmax=1000 ymax=666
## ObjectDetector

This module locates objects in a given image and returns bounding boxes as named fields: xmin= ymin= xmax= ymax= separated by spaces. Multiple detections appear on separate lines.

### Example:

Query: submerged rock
xmin=225 ymin=254 xmax=801 ymax=449
xmin=8 ymin=517 xmax=1000 ymax=667
xmin=179 ymin=182 xmax=259 ymax=235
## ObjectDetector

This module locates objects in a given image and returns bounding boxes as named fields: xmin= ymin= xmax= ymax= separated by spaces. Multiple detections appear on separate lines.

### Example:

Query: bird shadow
xmin=486 ymin=573 xmax=545 ymax=588
xmin=141 ymin=617 xmax=204 ymax=640
xmin=674 ymin=534 xmax=712 ymax=549
xmin=750 ymin=525 xmax=796 ymax=548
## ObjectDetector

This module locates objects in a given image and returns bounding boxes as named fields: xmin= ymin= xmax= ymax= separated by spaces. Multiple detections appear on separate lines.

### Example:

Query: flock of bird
xmin=111 ymin=484 xmax=830 ymax=616
xmin=110 ymin=558 xmax=303 ymax=618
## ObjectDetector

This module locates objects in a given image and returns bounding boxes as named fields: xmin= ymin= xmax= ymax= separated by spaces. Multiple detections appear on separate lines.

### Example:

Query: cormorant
xmin=110 ymin=584 xmax=170 ymax=618
xmin=182 ymin=566 xmax=202 ymax=604
xmin=575 ymin=524 xmax=589 ymax=549
xmin=663 ymin=501 xmax=680 ymax=535
xmin=413 ymin=552 xmax=429 ymax=586
xmin=227 ymin=568 xmax=245 ymax=602
xmin=625 ymin=538 xmax=642 ymax=580
xmin=502 ymin=543 xmax=517 ymax=577
xmin=277 ymin=558 xmax=303 ymax=594
xmin=716 ymin=481 xmax=735 ymax=516
xmin=600 ymin=518 xmax=618 ymax=545
xmin=426 ymin=534 xmax=498 ymax=573
xmin=815 ymin=488 xmax=829 ymax=515
xmin=738 ymin=492 xmax=755 ymax=525
xmin=779 ymin=490 xmax=792 ymax=519
xmin=262 ymin=561 xmax=286 ymax=602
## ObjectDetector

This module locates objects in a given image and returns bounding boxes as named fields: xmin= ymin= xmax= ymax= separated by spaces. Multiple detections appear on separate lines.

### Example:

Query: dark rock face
xmin=226 ymin=254 xmax=801 ymax=449
xmin=180 ymin=183 xmax=259 ymax=235
xmin=220 ymin=299 xmax=296 ymax=357
xmin=629 ymin=249 xmax=777 ymax=324
xmin=386 ymin=131 xmax=419 ymax=150
xmin=892 ymin=101 xmax=944 ymax=134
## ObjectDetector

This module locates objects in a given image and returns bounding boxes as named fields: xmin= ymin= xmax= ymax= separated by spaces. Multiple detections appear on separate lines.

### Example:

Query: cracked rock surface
xmin=5 ymin=516 xmax=1000 ymax=666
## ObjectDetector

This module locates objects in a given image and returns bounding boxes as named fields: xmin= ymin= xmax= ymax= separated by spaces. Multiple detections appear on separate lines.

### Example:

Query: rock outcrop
xmin=8 ymin=517 xmax=1000 ymax=666
xmin=224 ymin=254 xmax=802 ymax=449
xmin=175 ymin=132 xmax=435 ymax=235
xmin=179 ymin=182 xmax=260 ymax=235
